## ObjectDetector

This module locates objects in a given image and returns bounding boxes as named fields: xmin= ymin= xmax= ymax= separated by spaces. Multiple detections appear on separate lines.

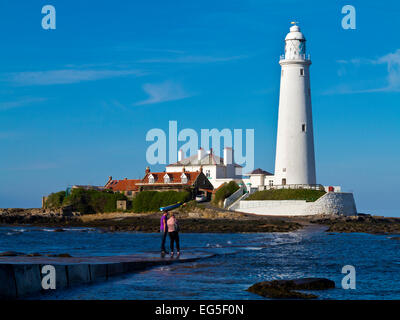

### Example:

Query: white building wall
xmin=249 ymin=175 xmax=265 ymax=187
xmin=166 ymin=165 xmax=213 ymax=175
xmin=233 ymin=192 xmax=357 ymax=216
xmin=264 ymin=175 xmax=275 ymax=186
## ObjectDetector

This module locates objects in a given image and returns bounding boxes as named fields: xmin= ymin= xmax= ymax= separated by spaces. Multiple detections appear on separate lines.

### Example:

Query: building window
xmin=205 ymin=170 xmax=211 ymax=178
xmin=127 ymin=191 xmax=132 ymax=196
xmin=300 ymin=68 xmax=304 ymax=76
xmin=302 ymin=124 xmax=306 ymax=132
xmin=282 ymin=168 xmax=286 ymax=172
xmin=282 ymin=178 xmax=287 ymax=185
xmin=269 ymin=180 xmax=274 ymax=186
xmin=181 ymin=174 xmax=188 ymax=184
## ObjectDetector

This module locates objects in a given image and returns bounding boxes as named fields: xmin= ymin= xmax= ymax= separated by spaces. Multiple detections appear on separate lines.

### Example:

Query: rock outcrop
xmin=312 ymin=215 xmax=400 ymax=234
xmin=247 ymin=278 xmax=335 ymax=299
xmin=0 ymin=208 xmax=80 ymax=224
xmin=0 ymin=207 xmax=302 ymax=233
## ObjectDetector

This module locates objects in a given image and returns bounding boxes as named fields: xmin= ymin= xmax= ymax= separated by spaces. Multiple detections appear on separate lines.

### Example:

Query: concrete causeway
xmin=0 ymin=251 xmax=216 ymax=299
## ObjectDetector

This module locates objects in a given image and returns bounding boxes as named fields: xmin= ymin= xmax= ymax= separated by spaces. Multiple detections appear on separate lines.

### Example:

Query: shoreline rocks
xmin=0 ymin=251 xmax=73 ymax=258
xmin=247 ymin=278 xmax=335 ymax=299
xmin=2 ymin=208 xmax=400 ymax=234
xmin=311 ymin=215 xmax=400 ymax=234
xmin=0 ymin=251 xmax=25 ymax=257
xmin=0 ymin=208 xmax=80 ymax=225
xmin=87 ymin=217 xmax=302 ymax=233
xmin=0 ymin=208 xmax=302 ymax=233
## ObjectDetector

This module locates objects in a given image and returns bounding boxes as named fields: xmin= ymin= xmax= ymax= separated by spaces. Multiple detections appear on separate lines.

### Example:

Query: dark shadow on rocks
xmin=46 ymin=253 xmax=72 ymax=258
xmin=0 ymin=251 xmax=25 ymax=257
xmin=247 ymin=278 xmax=335 ymax=299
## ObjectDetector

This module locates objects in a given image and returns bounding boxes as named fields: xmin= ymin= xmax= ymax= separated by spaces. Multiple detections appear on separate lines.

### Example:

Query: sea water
xmin=1 ymin=225 xmax=399 ymax=299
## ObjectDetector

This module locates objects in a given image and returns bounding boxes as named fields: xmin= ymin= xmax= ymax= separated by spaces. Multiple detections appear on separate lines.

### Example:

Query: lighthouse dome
xmin=285 ymin=25 xmax=305 ymax=41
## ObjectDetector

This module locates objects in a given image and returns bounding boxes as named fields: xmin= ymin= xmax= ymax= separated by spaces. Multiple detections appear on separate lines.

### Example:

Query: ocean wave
xmin=206 ymin=243 xmax=222 ymax=248
xmin=12 ymin=228 xmax=28 ymax=233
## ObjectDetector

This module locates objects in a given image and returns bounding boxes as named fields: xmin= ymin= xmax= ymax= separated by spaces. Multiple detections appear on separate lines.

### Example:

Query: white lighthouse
xmin=274 ymin=23 xmax=316 ymax=186
xmin=228 ymin=23 xmax=357 ymax=216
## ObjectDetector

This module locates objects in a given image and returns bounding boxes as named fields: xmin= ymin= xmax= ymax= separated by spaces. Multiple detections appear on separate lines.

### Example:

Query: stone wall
xmin=0 ymin=252 xmax=213 ymax=299
xmin=308 ymin=192 xmax=357 ymax=216
xmin=234 ymin=192 xmax=357 ymax=216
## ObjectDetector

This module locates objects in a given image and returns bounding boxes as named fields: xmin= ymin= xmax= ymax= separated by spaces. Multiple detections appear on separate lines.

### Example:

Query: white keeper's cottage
xmin=166 ymin=147 xmax=243 ymax=189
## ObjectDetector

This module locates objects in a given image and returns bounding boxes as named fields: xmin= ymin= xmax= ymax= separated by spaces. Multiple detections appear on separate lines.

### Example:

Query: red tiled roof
xmin=138 ymin=171 xmax=201 ymax=186
xmin=105 ymin=179 xmax=141 ymax=192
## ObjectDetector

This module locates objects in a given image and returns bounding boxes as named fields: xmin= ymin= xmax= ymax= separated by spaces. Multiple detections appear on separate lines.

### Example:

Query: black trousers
xmin=168 ymin=231 xmax=180 ymax=252
xmin=161 ymin=231 xmax=168 ymax=252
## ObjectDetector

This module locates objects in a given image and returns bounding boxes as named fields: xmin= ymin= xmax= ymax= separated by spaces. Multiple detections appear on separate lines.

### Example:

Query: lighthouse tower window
xmin=302 ymin=124 xmax=306 ymax=132
xmin=300 ymin=68 xmax=304 ymax=76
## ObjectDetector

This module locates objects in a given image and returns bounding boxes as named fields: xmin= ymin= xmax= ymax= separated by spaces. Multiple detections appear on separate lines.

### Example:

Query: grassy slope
xmin=246 ymin=189 xmax=326 ymax=202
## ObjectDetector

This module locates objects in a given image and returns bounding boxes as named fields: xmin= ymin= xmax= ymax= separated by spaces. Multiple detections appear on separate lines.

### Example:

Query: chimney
xmin=224 ymin=147 xmax=233 ymax=166
xmin=199 ymin=165 xmax=203 ymax=173
xmin=145 ymin=166 xmax=150 ymax=174
xmin=178 ymin=149 xmax=184 ymax=162
xmin=106 ymin=176 xmax=113 ymax=187
xmin=198 ymin=147 xmax=205 ymax=161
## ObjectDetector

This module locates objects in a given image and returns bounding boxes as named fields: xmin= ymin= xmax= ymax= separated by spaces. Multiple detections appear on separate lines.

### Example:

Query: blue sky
xmin=0 ymin=0 xmax=399 ymax=216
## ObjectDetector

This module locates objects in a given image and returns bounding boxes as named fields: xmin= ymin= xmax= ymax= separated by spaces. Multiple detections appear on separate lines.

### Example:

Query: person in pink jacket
xmin=167 ymin=212 xmax=180 ymax=257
